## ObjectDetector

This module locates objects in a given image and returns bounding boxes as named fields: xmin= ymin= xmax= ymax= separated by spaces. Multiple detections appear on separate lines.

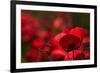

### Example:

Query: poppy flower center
xmin=59 ymin=34 xmax=81 ymax=51
xmin=68 ymin=43 xmax=76 ymax=51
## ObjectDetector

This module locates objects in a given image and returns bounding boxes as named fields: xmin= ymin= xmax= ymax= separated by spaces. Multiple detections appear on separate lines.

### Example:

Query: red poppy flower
xmin=70 ymin=27 xmax=89 ymax=41
xmin=54 ymin=13 xmax=72 ymax=29
xmin=32 ymin=39 xmax=44 ymax=49
xmin=82 ymin=36 xmax=90 ymax=48
xmin=26 ymin=49 xmax=42 ymax=62
xmin=22 ymin=13 xmax=40 ymax=28
xmin=58 ymin=27 xmax=89 ymax=51
xmin=21 ymin=13 xmax=40 ymax=43
xmin=49 ymin=39 xmax=59 ymax=49
xmin=84 ymin=51 xmax=90 ymax=59
xmin=38 ymin=31 xmax=52 ymax=41
xmin=54 ymin=17 xmax=64 ymax=29
xmin=51 ymin=45 xmax=66 ymax=61
xmin=22 ymin=26 xmax=36 ymax=43
xmin=41 ymin=45 xmax=52 ymax=53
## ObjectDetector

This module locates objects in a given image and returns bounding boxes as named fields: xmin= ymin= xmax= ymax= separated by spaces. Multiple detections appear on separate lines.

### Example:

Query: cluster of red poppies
xmin=22 ymin=12 xmax=90 ymax=62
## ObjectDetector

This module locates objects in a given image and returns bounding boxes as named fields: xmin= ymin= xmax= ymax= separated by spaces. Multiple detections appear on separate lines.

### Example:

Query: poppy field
xmin=21 ymin=10 xmax=90 ymax=63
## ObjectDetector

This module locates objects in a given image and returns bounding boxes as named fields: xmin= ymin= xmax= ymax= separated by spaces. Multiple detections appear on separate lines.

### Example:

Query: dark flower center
xmin=68 ymin=43 xmax=76 ymax=50
xmin=59 ymin=34 xmax=81 ymax=51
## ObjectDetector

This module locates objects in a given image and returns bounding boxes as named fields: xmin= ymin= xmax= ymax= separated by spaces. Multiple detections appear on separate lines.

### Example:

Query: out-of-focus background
xmin=21 ymin=10 xmax=90 ymax=62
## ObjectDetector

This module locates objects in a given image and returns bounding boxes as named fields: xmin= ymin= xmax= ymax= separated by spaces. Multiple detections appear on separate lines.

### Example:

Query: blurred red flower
xmin=54 ymin=17 xmax=64 ymax=29
xmin=51 ymin=45 xmax=67 ymax=61
xmin=38 ymin=31 xmax=52 ymax=41
xmin=32 ymin=39 xmax=44 ymax=49
xmin=26 ymin=49 xmax=42 ymax=62
xmin=84 ymin=50 xmax=90 ymax=59
xmin=82 ymin=36 xmax=90 ymax=48
xmin=41 ymin=45 xmax=52 ymax=53
xmin=21 ymin=13 xmax=40 ymax=43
